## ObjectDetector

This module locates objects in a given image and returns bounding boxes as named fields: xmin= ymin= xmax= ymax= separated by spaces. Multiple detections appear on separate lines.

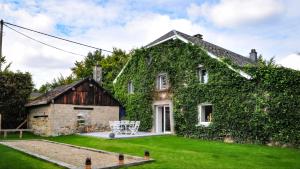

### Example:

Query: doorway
xmin=155 ymin=105 xmax=171 ymax=133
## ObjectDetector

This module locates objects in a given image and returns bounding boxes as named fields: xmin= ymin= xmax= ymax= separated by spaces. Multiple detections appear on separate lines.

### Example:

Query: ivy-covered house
xmin=113 ymin=30 xmax=300 ymax=145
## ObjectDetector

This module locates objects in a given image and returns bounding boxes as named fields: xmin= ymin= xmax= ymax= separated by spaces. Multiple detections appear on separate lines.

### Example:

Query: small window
xmin=156 ymin=73 xmax=168 ymax=90
xmin=128 ymin=81 xmax=134 ymax=94
xmin=197 ymin=65 xmax=208 ymax=84
xmin=77 ymin=114 xmax=86 ymax=126
xmin=198 ymin=104 xmax=213 ymax=126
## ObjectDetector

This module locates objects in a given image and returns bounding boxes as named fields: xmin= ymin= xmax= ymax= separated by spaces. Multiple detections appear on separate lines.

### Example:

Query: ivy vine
xmin=114 ymin=39 xmax=300 ymax=147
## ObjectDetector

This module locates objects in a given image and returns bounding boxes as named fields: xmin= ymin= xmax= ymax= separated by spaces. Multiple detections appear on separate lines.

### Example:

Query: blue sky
xmin=1 ymin=0 xmax=300 ymax=87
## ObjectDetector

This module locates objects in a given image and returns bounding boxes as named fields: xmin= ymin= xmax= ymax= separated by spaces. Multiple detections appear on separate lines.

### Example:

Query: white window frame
xmin=128 ymin=81 xmax=134 ymax=94
xmin=197 ymin=103 xmax=213 ymax=127
xmin=156 ymin=73 xmax=168 ymax=90
xmin=197 ymin=65 xmax=208 ymax=84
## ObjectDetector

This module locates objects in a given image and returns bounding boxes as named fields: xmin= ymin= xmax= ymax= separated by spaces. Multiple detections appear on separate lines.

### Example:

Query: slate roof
xmin=146 ymin=30 xmax=255 ymax=66
xmin=25 ymin=78 xmax=87 ymax=107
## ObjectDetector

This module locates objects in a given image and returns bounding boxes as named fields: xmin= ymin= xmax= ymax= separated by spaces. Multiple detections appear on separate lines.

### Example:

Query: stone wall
xmin=27 ymin=105 xmax=52 ymax=136
xmin=28 ymin=104 xmax=119 ymax=136
xmin=50 ymin=104 xmax=119 ymax=136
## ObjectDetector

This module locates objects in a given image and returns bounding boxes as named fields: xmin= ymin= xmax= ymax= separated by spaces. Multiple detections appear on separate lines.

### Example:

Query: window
xmin=128 ymin=81 xmax=134 ymax=94
xmin=198 ymin=104 xmax=213 ymax=126
xmin=197 ymin=65 xmax=208 ymax=84
xmin=77 ymin=113 xmax=86 ymax=126
xmin=156 ymin=73 xmax=168 ymax=90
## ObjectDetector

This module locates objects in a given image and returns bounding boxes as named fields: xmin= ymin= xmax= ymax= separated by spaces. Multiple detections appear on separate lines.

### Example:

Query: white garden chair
xmin=110 ymin=121 xmax=121 ymax=134
xmin=129 ymin=121 xmax=140 ymax=135
xmin=120 ymin=120 xmax=130 ymax=134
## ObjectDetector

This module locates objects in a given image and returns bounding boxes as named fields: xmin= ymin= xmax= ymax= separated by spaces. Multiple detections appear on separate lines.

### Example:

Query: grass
xmin=1 ymin=132 xmax=300 ymax=169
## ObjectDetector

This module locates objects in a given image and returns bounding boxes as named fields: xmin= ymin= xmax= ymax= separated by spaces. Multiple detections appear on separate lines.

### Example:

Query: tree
xmin=71 ymin=48 xmax=129 ymax=91
xmin=257 ymin=55 xmax=278 ymax=68
xmin=71 ymin=50 xmax=105 ymax=79
xmin=100 ymin=48 xmax=130 ymax=91
xmin=38 ymin=74 xmax=75 ymax=93
xmin=0 ymin=57 xmax=33 ymax=128
xmin=0 ymin=55 xmax=12 ymax=72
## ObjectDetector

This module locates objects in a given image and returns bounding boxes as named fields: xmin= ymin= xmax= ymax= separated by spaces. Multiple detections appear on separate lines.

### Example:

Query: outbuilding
xmin=26 ymin=77 xmax=121 ymax=136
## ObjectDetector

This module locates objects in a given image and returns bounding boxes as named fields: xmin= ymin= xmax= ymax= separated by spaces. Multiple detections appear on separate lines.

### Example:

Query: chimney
xmin=93 ymin=65 xmax=102 ymax=84
xmin=249 ymin=49 xmax=257 ymax=62
xmin=193 ymin=34 xmax=203 ymax=40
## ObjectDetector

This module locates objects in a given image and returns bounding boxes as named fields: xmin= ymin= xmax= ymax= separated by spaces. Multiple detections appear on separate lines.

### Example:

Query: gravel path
xmin=0 ymin=140 xmax=148 ymax=169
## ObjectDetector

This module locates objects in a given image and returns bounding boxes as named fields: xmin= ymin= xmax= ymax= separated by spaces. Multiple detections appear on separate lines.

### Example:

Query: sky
xmin=0 ymin=0 xmax=300 ymax=88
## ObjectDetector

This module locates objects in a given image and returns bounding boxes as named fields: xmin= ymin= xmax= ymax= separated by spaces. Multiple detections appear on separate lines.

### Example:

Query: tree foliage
xmin=0 ymin=55 xmax=12 ymax=72
xmin=38 ymin=74 xmax=75 ymax=93
xmin=0 ymin=69 xmax=33 ymax=129
xmin=114 ymin=40 xmax=300 ymax=147
xmin=71 ymin=48 xmax=129 ymax=91
xmin=38 ymin=48 xmax=129 ymax=93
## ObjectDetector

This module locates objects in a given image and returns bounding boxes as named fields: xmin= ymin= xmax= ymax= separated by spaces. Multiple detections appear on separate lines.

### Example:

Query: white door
xmin=156 ymin=105 xmax=171 ymax=133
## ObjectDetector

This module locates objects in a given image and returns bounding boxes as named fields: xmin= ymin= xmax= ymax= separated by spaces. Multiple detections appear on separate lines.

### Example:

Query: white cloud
xmin=278 ymin=53 xmax=300 ymax=70
xmin=0 ymin=0 xmax=299 ymax=88
xmin=0 ymin=1 xmax=208 ymax=87
xmin=188 ymin=0 xmax=284 ymax=27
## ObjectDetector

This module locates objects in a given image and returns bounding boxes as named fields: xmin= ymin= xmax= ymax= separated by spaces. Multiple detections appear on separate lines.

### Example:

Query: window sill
xmin=196 ymin=122 xmax=211 ymax=127
xmin=155 ymin=88 xmax=169 ymax=92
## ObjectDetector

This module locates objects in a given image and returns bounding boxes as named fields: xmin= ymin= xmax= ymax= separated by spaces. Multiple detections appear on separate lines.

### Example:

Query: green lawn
xmin=0 ymin=132 xmax=300 ymax=169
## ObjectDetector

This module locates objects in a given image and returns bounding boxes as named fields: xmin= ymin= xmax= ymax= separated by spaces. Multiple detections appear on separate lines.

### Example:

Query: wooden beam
xmin=16 ymin=119 xmax=27 ymax=129
xmin=1 ymin=129 xmax=32 ymax=132
xmin=19 ymin=130 xmax=23 ymax=139
xmin=0 ymin=113 xmax=2 ymax=131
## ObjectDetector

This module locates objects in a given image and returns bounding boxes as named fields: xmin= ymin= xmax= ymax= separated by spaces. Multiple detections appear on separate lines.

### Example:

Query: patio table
xmin=120 ymin=121 xmax=131 ymax=134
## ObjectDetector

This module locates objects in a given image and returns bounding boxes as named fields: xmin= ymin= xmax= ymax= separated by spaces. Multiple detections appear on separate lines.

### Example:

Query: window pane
xmin=199 ymin=105 xmax=213 ymax=123
xmin=204 ymin=105 xmax=212 ymax=122
xmin=128 ymin=81 xmax=133 ymax=93
xmin=198 ymin=69 xmax=202 ymax=81
xmin=157 ymin=74 xmax=168 ymax=90
xmin=161 ymin=75 xmax=167 ymax=87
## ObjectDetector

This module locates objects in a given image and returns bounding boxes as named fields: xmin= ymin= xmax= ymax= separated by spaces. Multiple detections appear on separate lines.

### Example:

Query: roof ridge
xmin=175 ymin=30 xmax=254 ymax=63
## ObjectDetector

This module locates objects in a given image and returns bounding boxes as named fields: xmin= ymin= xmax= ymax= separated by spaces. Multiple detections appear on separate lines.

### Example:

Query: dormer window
xmin=156 ymin=73 xmax=168 ymax=90
xmin=197 ymin=65 xmax=208 ymax=84
xmin=128 ymin=81 xmax=134 ymax=94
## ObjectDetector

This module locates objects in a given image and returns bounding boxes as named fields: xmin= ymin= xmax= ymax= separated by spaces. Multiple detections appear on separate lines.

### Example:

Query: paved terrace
xmin=79 ymin=132 xmax=169 ymax=139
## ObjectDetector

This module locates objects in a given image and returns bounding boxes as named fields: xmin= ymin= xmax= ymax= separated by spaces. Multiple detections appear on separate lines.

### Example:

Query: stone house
xmin=113 ymin=30 xmax=257 ymax=134
xmin=26 ymin=77 xmax=121 ymax=136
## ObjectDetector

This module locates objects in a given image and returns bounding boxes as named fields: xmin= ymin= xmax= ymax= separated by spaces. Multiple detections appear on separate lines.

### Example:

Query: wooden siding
xmin=54 ymin=81 xmax=119 ymax=106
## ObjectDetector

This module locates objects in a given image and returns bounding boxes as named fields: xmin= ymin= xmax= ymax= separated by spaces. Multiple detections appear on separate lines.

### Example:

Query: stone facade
xmin=28 ymin=104 xmax=119 ymax=136
xmin=27 ymin=105 xmax=52 ymax=136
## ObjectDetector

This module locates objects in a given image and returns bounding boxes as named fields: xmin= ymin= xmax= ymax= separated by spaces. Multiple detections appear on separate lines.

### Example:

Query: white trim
xmin=197 ymin=103 xmax=213 ymax=127
xmin=156 ymin=73 xmax=168 ymax=90
xmin=146 ymin=31 xmax=189 ymax=48
xmin=148 ymin=33 xmax=252 ymax=80
xmin=152 ymin=100 xmax=174 ymax=133
xmin=113 ymin=57 xmax=131 ymax=84
xmin=206 ymin=52 xmax=252 ymax=79
xmin=155 ymin=105 xmax=171 ymax=133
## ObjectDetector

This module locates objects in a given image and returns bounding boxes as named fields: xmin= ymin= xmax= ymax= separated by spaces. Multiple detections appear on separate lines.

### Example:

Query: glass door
xmin=156 ymin=105 xmax=171 ymax=133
